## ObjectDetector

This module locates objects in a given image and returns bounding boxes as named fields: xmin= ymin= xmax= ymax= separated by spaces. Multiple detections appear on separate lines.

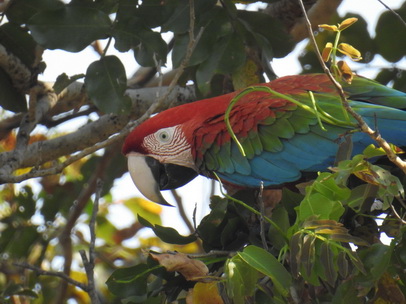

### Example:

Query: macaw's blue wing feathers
xmin=197 ymin=75 xmax=406 ymax=188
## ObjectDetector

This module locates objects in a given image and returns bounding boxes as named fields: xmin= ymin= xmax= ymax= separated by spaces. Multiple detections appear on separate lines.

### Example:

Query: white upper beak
xmin=127 ymin=153 xmax=171 ymax=205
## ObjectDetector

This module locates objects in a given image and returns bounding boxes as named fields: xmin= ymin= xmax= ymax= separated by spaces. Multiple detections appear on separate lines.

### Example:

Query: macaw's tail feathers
xmin=351 ymin=101 xmax=406 ymax=150
xmin=344 ymin=76 xmax=406 ymax=110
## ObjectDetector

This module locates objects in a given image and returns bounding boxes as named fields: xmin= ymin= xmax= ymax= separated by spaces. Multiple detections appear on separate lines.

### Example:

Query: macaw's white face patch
xmin=142 ymin=125 xmax=197 ymax=170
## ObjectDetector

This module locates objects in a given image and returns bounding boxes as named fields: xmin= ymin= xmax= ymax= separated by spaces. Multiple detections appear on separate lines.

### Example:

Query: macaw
xmin=122 ymin=74 xmax=406 ymax=205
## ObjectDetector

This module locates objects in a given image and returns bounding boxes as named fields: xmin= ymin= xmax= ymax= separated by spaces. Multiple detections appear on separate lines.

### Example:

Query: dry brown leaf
xmin=150 ymin=251 xmax=208 ymax=281
xmin=337 ymin=60 xmax=354 ymax=84
xmin=372 ymin=272 xmax=406 ymax=303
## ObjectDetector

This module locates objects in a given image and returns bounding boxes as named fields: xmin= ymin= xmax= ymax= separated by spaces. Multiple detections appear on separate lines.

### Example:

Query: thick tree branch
xmin=0 ymin=43 xmax=33 ymax=91
xmin=0 ymin=84 xmax=196 ymax=183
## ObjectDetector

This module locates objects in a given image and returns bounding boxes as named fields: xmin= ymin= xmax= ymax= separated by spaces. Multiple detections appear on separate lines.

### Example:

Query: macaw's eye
xmin=156 ymin=129 xmax=172 ymax=143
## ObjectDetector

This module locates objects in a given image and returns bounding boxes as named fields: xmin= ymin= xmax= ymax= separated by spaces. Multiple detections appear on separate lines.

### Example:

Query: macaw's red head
xmin=122 ymin=105 xmax=202 ymax=205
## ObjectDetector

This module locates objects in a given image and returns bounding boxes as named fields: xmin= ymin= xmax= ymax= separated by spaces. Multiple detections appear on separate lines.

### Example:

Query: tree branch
xmin=13 ymin=262 xmax=89 ymax=292
xmin=0 ymin=85 xmax=196 ymax=183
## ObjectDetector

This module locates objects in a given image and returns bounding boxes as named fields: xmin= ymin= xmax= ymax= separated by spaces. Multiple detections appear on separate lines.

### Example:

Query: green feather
xmin=241 ymin=135 xmax=255 ymax=159
xmin=258 ymin=126 xmax=283 ymax=152
xmin=267 ymin=117 xmax=295 ymax=139
xmin=216 ymin=141 xmax=234 ymax=174
xmin=249 ymin=130 xmax=263 ymax=155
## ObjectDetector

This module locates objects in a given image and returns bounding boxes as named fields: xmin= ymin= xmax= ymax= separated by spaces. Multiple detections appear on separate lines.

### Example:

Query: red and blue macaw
xmin=122 ymin=74 xmax=406 ymax=205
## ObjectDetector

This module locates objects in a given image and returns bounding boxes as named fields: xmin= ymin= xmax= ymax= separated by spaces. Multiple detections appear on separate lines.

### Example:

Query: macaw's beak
xmin=127 ymin=153 xmax=198 ymax=206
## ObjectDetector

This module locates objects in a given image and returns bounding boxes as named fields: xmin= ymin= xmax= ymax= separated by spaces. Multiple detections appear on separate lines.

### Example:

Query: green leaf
xmin=359 ymin=243 xmax=394 ymax=280
xmin=85 ymin=55 xmax=130 ymax=114
xmin=172 ymin=7 xmax=230 ymax=68
xmin=117 ymin=0 xmax=166 ymax=28
xmin=268 ymin=205 xmax=290 ymax=249
xmin=5 ymin=226 xmax=39 ymax=258
xmin=320 ymin=243 xmax=337 ymax=286
xmin=374 ymin=3 xmax=406 ymax=62
xmin=312 ymin=172 xmax=351 ymax=201
xmin=196 ymin=32 xmax=246 ymax=93
xmin=15 ymin=186 xmax=36 ymax=220
xmin=0 ymin=23 xmax=39 ymax=69
xmin=133 ymin=30 xmax=167 ymax=67
xmin=299 ymin=193 xmax=345 ymax=222
xmin=28 ymin=6 xmax=111 ymax=52
xmin=345 ymin=184 xmax=378 ymax=211
xmin=138 ymin=215 xmax=196 ymax=245
xmin=225 ymin=255 xmax=258 ymax=304
xmin=113 ymin=21 xmax=167 ymax=66
xmin=299 ymin=172 xmax=347 ymax=221
xmin=106 ymin=264 xmax=150 ymax=297
xmin=53 ymin=73 xmax=85 ymax=94
xmin=161 ymin=0 xmax=217 ymax=34
xmin=0 ymin=67 xmax=27 ymax=112
xmin=238 ymin=245 xmax=291 ymax=296
xmin=197 ymin=196 xmax=228 ymax=249
xmin=300 ymin=234 xmax=316 ymax=278
xmin=332 ymin=279 xmax=363 ymax=304
xmin=237 ymin=10 xmax=294 ymax=58
xmin=289 ymin=232 xmax=302 ymax=278
xmin=5 ymin=0 xmax=64 ymax=24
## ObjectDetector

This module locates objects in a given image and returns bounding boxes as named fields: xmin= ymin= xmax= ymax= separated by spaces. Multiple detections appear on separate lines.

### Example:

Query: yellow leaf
xmin=187 ymin=282 xmax=224 ymax=304
xmin=318 ymin=24 xmax=339 ymax=32
xmin=353 ymin=168 xmax=380 ymax=186
xmin=322 ymin=42 xmax=333 ymax=62
xmin=137 ymin=198 xmax=162 ymax=215
xmin=338 ymin=17 xmax=358 ymax=31
xmin=337 ymin=43 xmax=362 ymax=61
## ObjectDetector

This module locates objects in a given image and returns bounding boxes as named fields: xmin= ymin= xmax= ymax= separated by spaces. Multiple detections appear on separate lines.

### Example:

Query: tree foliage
xmin=0 ymin=0 xmax=406 ymax=303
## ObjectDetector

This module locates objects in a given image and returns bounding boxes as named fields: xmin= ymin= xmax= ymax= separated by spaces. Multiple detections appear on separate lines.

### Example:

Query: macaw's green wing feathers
xmin=343 ymin=76 xmax=406 ymax=109
xmin=194 ymin=74 xmax=406 ymax=188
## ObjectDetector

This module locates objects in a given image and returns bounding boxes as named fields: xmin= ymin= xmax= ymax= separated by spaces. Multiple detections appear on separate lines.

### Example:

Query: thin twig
xmin=390 ymin=201 xmax=406 ymax=225
xmin=258 ymin=182 xmax=269 ymax=251
xmin=298 ymin=0 xmax=406 ymax=174
xmin=171 ymin=189 xmax=195 ymax=233
xmin=80 ymin=179 xmax=103 ymax=304
xmin=190 ymin=250 xmax=233 ymax=258
xmin=13 ymin=262 xmax=89 ymax=292
xmin=57 ymin=148 xmax=113 ymax=302
xmin=376 ymin=0 xmax=406 ymax=27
